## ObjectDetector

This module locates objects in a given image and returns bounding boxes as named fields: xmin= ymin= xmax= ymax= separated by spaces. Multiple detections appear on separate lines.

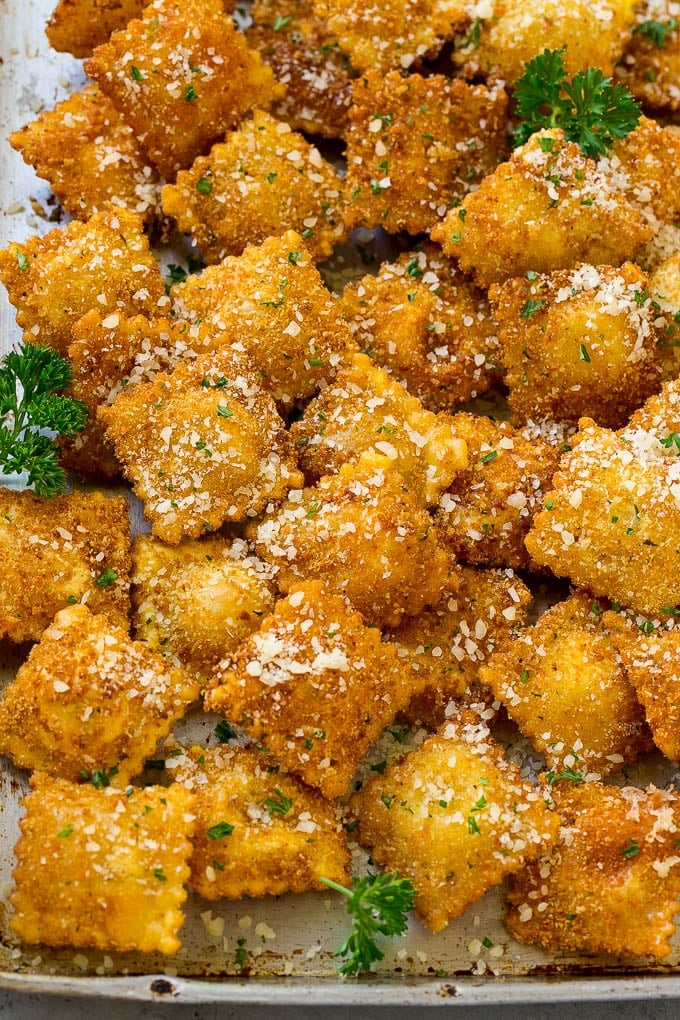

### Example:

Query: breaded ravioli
xmin=431 ymin=130 xmax=652 ymax=288
xmin=84 ymin=0 xmax=280 ymax=179
xmin=46 ymin=0 xmax=150 ymax=57
xmin=344 ymin=71 xmax=508 ymax=235
xmin=490 ymin=262 xmax=664 ymax=428
xmin=10 ymin=85 xmax=161 ymax=223
xmin=11 ymin=775 xmax=195 ymax=954
xmin=249 ymin=451 xmax=453 ymax=627
xmin=479 ymin=593 xmax=651 ymax=780
xmin=390 ymin=566 xmax=531 ymax=731
xmin=0 ymin=488 xmax=131 ymax=642
xmin=205 ymin=582 xmax=414 ymax=798
xmin=0 ymin=604 xmax=199 ymax=783
xmin=338 ymin=244 xmax=500 ymax=413
xmin=99 ymin=348 xmax=303 ymax=544
xmin=526 ymin=403 xmax=680 ymax=617
xmin=0 ymin=210 xmax=165 ymax=356
xmin=162 ymin=109 xmax=346 ymax=262
xmin=350 ymin=715 xmax=559 ymax=931
xmin=132 ymin=534 xmax=276 ymax=683
xmin=617 ymin=0 xmax=680 ymax=114
xmin=433 ymin=413 xmax=562 ymax=572
xmin=173 ymin=744 xmax=350 ymax=898
xmin=290 ymin=352 xmax=468 ymax=505
xmin=506 ymin=783 xmax=680 ymax=959
xmin=171 ymin=232 xmax=356 ymax=406
xmin=311 ymin=0 xmax=466 ymax=71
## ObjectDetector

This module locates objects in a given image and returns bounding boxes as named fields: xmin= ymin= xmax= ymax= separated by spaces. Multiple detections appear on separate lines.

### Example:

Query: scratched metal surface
xmin=2 ymin=0 xmax=680 ymax=1004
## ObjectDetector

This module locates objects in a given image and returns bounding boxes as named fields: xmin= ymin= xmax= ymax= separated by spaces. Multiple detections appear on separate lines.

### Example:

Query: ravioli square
xmin=11 ymin=774 xmax=195 ymax=955
xmin=350 ymin=716 xmax=559 ymax=931
xmin=46 ymin=0 xmax=149 ymax=57
xmin=0 ymin=604 xmax=199 ymax=782
xmin=506 ymin=783 xmax=680 ymax=959
xmin=162 ymin=109 xmax=346 ymax=263
xmin=99 ymin=348 xmax=303 ymax=544
xmin=205 ymin=581 xmax=415 ymax=798
xmin=10 ymin=85 xmax=161 ymax=223
xmin=172 ymin=744 xmax=350 ymax=898
xmin=0 ymin=488 xmax=132 ymax=642
xmin=132 ymin=534 xmax=276 ymax=683
xmin=0 ymin=209 xmax=165 ymax=356
xmin=84 ymin=0 xmax=280 ymax=179
xmin=345 ymin=71 xmax=507 ymax=235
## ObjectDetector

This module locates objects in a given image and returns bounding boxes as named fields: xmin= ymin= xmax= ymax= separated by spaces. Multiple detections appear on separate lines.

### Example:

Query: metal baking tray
xmin=2 ymin=0 xmax=680 ymax=1003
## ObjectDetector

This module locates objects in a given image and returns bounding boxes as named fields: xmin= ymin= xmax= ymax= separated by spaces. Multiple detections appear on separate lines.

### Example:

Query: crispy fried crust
xmin=173 ymin=744 xmax=350 ymax=898
xmin=99 ymin=348 xmax=303 ymax=544
xmin=490 ymin=263 xmax=664 ymax=428
xmin=453 ymin=0 xmax=636 ymax=84
xmin=11 ymin=775 xmax=195 ymax=954
xmin=612 ymin=117 xmax=680 ymax=228
xmin=0 ymin=209 xmax=165 ymax=356
xmin=132 ymin=534 xmax=276 ymax=683
xmin=84 ymin=0 xmax=280 ymax=179
xmin=433 ymin=413 xmax=562 ymax=572
xmin=247 ymin=0 xmax=353 ymax=139
xmin=616 ymin=0 xmax=680 ymax=114
xmin=171 ymin=232 xmax=356 ymax=406
xmin=345 ymin=71 xmax=507 ymax=235
xmin=311 ymin=0 xmax=467 ymax=72
xmin=45 ymin=0 xmax=148 ymax=57
xmin=162 ymin=110 xmax=346 ymax=262
xmin=650 ymin=253 xmax=680 ymax=378
xmin=391 ymin=566 xmax=531 ymax=730
xmin=350 ymin=716 xmax=559 ymax=931
xmin=205 ymin=581 xmax=416 ymax=798
xmin=249 ymin=451 xmax=453 ymax=627
xmin=10 ymin=85 xmax=161 ymax=223
xmin=526 ymin=406 xmax=680 ymax=616
xmin=0 ymin=488 xmax=131 ymax=642
xmin=0 ymin=604 xmax=199 ymax=782
xmin=290 ymin=352 xmax=468 ymax=505
xmin=431 ymin=131 xmax=652 ymax=288
xmin=506 ymin=783 xmax=680 ymax=959
xmin=480 ymin=592 xmax=651 ymax=778
xmin=338 ymin=244 xmax=499 ymax=413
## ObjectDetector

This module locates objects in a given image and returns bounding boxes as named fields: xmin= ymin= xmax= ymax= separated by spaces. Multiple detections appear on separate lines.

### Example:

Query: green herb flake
xmin=196 ymin=177 xmax=212 ymax=195
xmin=579 ymin=343 xmax=591 ymax=363
xmin=217 ymin=405 xmax=234 ymax=419
xmin=207 ymin=820 xmax=235 ymax=840
xmin=153 ymin=867 xmax=167 ymax=882
xmin=57 ymin=823 xmax=74 ymax=838
xmin=480 ymin=449 xmax=498 ymax=464
xmin=95 ymin=567 xmax=118 ymax=589
xmin=520 ymin=298 xmax=544 ymax=318
xmin=129 ymin=65 xmax=144 ymax=82
xmin=265 ymin=788 xmax=293 ymax=815
xmin=273 ymin=14 xmax=293 ymax=30
xmin=621 ymin=838 xmax=640 ymax=858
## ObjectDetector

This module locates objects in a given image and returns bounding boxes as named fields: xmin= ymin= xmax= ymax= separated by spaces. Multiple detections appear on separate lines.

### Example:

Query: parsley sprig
xmin=0 ymin=344 xmax=87 ymax=497
xmin=513 ymin=48 xmax=641 ymax=158
xmin=320 ymin=873 xmax=415 ymax=976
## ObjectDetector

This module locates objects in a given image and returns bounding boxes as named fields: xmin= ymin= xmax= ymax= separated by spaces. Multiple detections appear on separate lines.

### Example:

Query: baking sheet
xmin=3 ymin=0 xmax=680 ymax=1002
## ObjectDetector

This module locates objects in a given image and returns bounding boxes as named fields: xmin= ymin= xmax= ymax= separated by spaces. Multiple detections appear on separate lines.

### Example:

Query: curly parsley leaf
xmin=513 ymin=48 xmax=641 ymax=158
xmin=0 ymin=344 xmax=88 ymax=497
xmin=320 ymin=873 xmax=415 ymax=976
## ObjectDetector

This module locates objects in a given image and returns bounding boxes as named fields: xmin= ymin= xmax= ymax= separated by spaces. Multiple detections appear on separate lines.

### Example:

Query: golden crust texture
xmin=84 ymin=0 xmax=280 ymax=179
xmin=99 ymin=348 xmax=304 ymax=544
xmin=311 ymin=0 xmax=467 ymax=72
xmin=11 ymin=774 xmax=195 ymax=954
xmin=45 ymin=0 xmax=148 ymax=57
xmin=431 ymin=130 xmax=652 ymax=288
xmin=173 ymin=744 xmax=350 ymax=898
xmin=162 ymin=109 xmax=346 ymax=262
xmin=350 ymin=716 xmax=559 ymax=931
xmin=433 ymin=413 xmax=562 ymax=572
xmin=132 ymin=533 xmax=276 ymax=683
xmin=249 ymin=451 xmax=453 ymax=627
xmin=338 ymin=244 xmax=500 ymax=413
xmin=290 ymin=352 xmax=468 ymax=505
xmin=490 ymin=262 xmax=664 ymax=428
xmin=479 ymin=592 xmax=651 ymax=779
xmin=525 ymin=405 xmax=680 ymax=616
xmin=0 ymin=604 xmax=199 ymax=782
xmin=205 ymin=581 xmax=415 ymax=798
xmin=0 ymin=488 xmax=132 ymax=642
xmin=171 ymin=232 xmax=356 ymax=406
xmin=391 ymin=566 xmax=531 ymax=731
xmin=616 ymin=0 xmax=680 ymax=114
xmin=345 ymin=71 xmax=508 ymax=235
xmin=10 ymin=85 xmax=161 ymax=223
xmin=0 ymin=209 xmax=165 ymax=357
xmin=506 ymin=783 xmax=680 ymax=959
